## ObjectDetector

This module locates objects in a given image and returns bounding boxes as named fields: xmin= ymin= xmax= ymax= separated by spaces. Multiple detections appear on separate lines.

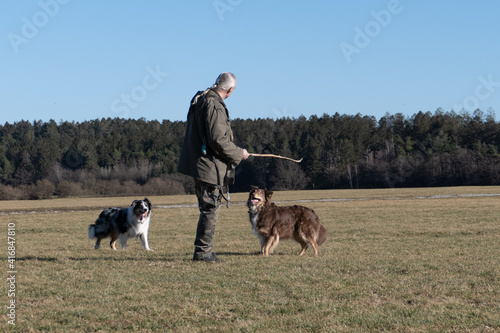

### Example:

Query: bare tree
xmin=270 ymin=160 xmax=309 ymax=190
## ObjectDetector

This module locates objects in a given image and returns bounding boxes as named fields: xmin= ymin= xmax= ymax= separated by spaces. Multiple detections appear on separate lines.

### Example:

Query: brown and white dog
xmin=88 ymin=198 xmax=152 ymax=250
xmin=247 ymin=186 xmax=327 ymax=256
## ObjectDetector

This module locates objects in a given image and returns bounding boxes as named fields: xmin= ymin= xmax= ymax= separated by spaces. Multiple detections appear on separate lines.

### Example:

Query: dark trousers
xmin=193 ymin=180 xmax=222 ymax=259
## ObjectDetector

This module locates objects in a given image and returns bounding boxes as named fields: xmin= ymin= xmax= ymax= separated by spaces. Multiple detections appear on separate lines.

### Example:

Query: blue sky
xmin=2 ymin=0 xmax=500 ymax=124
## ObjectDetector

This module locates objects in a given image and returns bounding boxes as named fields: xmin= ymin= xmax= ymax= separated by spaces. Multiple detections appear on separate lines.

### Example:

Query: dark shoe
xmin=192 ymin=253 xmax=225 ymax=263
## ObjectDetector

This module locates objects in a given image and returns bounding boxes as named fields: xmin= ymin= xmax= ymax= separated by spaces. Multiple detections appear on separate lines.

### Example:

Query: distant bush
xmin=143 ymin=177 xmax=186 ymax=196
xmin=1 ymin=176 xmax=189 ymax=200
xmin=32 ymin=179 xmax=56 ymax=199
xmin=93 ymin=179 xmax=122 ymax=196
xmin=121 ymin=180 xmax=143 ymax=196
xmin=0 ymin=184 xmax=24 ymax=200
xmin=56 ymin=181 xmax=83 ymax=198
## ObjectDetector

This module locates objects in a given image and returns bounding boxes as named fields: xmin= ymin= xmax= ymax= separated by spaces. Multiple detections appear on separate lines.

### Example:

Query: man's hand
xmin=242 ymin=149 xmax=250 ymax=160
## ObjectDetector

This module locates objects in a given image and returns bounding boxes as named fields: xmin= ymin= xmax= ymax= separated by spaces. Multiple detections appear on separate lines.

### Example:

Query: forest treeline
xmin=1 ymin=108 xmax=499 ymax=200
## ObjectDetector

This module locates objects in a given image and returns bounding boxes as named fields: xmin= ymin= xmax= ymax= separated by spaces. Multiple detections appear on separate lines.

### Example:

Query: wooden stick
xmin=249 ymin=153 xmax=303 ymax=163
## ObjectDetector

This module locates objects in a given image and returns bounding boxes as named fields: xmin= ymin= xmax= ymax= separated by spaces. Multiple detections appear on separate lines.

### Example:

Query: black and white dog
xmin=88 ymin=198 xmax=152 ymax=250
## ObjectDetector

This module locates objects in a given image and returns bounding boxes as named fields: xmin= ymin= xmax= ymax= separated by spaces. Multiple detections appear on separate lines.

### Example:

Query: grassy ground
xmin=1 ymin=187 xmax=499 ymax=332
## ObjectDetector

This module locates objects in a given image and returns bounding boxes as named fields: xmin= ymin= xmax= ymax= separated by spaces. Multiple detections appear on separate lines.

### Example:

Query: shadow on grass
xmin=177 ymin=251 xmax=262 ymax=263
xmin=217 ymin=251 xmax=261 ymax=256
xmin=16 ymin=256 xmax=59 ymax=261
xmin=11 ymin=256 xmax=176 ymax=262
xmin=68 ymin=256 xmax=176 ymax=262
xmin=217 ymin=251 xmax=305 ymax=257
xmin=11 ymin=252 xmax=267 ymax=263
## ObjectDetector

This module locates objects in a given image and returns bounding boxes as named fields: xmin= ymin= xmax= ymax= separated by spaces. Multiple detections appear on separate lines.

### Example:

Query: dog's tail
xmin=317 ymin=225 xmax=328 ymax=246
xmin=88 ymin=225 xmax=96 ymax=240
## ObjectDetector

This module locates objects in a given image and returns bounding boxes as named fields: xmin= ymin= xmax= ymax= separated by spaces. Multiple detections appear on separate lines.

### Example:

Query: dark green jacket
xmin=177 ymin=88 xmax=243 ymax=186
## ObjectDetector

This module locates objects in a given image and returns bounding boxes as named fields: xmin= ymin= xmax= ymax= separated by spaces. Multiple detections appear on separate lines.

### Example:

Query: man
xmin=178 ymin=72 xmax=249 ymax=262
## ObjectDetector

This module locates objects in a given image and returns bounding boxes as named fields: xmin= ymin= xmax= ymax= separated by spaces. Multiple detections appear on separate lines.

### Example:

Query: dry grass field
xmin=1 ymin=187 xmax=499 ymax=332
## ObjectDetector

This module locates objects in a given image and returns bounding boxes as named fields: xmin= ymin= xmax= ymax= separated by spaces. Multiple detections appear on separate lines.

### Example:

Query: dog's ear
xmin=131 ymin=199 xmax=139 ymax=206
xmin=144 ymin=198 xmax=151 ymax=209
xmin=250 ymin=185 xmax=258 ymax=191
xmin=265 ymin=190 xmax=273 ymax=201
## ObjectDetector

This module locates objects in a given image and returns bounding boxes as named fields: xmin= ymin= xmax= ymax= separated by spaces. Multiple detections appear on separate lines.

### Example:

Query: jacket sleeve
xmin=204 ymin=99 xmax=243 ymax=166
